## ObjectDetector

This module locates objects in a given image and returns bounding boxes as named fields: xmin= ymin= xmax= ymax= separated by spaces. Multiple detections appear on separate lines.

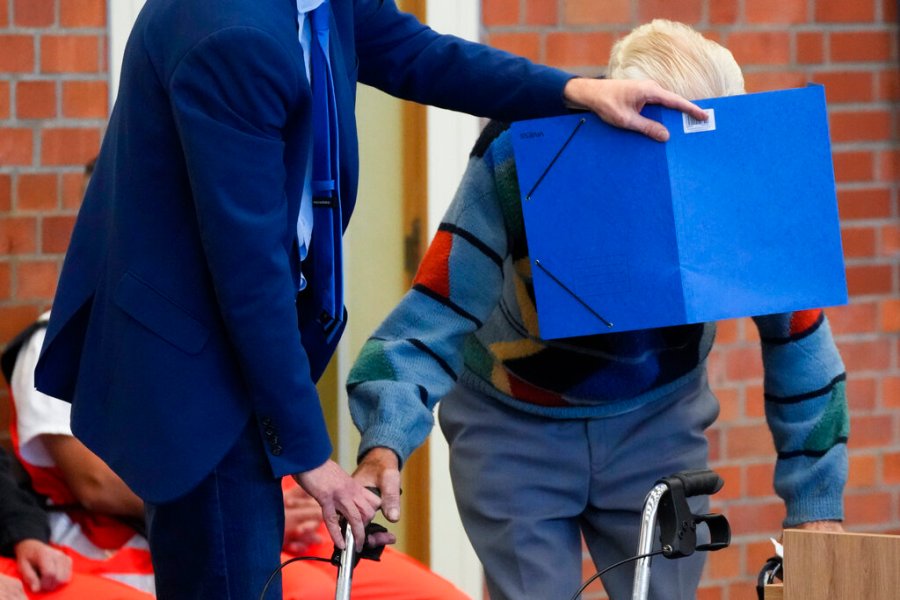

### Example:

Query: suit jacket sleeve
xmin=353 ymin=0 xmax=573 ymax=121
xmin=167 ymin=26 xmax=332 ymax=477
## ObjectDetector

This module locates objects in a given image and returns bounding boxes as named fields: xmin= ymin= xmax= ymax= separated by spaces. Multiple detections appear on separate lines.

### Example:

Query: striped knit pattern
xmin=754 ymin=309 xmax=849 ymax=525
xmin=348 ymin=123 xmax=848 ymax=525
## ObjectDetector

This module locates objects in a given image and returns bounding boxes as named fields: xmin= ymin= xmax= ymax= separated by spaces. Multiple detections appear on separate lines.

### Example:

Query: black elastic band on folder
xmin=525 ymin=117 xmax=586 ymax=201
xmin=533 ymin=259 xmax=613 ymax=329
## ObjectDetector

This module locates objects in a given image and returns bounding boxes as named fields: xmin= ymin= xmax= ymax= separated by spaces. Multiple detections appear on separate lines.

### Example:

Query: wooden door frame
xmin=398 ymin=0 xmax=431 ymax=567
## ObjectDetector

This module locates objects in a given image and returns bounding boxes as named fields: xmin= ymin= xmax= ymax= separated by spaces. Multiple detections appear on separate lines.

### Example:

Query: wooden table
xmin=765 ymin=530 xmax=900 ymax=599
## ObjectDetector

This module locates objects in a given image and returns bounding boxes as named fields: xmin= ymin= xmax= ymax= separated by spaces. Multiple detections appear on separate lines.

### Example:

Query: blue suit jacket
xmin=35 ymin=0 xmax=573 ymax=503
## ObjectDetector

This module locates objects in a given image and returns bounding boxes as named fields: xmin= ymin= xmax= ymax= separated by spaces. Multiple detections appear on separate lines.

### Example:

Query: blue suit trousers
xmin=144 ymin=420 xmax=285 ymax=600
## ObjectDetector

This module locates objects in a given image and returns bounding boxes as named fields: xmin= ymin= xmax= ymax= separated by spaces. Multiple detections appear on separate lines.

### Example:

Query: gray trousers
xmin=438 ymin=374 xmax=719 ymax=600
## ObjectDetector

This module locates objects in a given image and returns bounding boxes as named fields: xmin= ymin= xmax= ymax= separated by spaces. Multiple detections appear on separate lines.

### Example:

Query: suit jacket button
xmin=272 ymin=446 xmax=283 ymax=456
xmin=261 ymin=417 xmax=272 ymax=427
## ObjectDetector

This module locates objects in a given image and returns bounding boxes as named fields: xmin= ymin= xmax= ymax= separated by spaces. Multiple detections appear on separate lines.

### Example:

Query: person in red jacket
xmin=6 ymin=313 xmax=465 ymax=600
xmin=0 ymin=445 xmax=152 ymax=600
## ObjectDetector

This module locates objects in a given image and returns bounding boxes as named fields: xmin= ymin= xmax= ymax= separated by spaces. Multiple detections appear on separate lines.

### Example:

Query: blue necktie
xmin=309 ymin=0 xmax=343 ymax=339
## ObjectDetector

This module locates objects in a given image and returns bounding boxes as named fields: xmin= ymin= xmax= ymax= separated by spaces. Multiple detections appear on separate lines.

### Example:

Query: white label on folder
xmin=683 ymin=109 xmax=716 ymax=133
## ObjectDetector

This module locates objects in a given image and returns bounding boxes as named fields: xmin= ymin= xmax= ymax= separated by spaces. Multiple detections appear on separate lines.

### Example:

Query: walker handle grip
xmin=665 ymin=469 xmax=724 ymax=497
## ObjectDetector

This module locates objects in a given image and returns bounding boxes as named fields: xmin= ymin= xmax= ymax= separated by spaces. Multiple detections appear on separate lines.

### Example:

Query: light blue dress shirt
xmin=296 ymin=0 xmax=325 ymax=290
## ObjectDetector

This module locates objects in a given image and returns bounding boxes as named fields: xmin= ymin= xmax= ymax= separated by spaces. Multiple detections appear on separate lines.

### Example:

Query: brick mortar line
xmin=0 ymin=27 xmax=107 ymax=34
xmin=483 ymin=23 xmax=900 ymax=34
xmin=830 ymin=140 xmax=898 ymax=150
xmin=0 ymin=118 xmax=107 ymax=126
xmin=823 ymin=101 xmax=899 ymax=110
xmin=473 ymin=62 xmax=900 ymax=77
xmin=839 ymin=219 xmax=900 ymax=229
xmin=806 ymin=61 xmax=900 ymax=70
xmin=732 ymin=63 xmax=900 ymax=71
xmin=834 ymin=293 xmax=900 ymax=303
xmin=4 ymin=119 xmax=108 ymax=127
xmin=791 ymin=63 xmax=900 ymax=72
xmin=0 ymin=75 xmax=109 ymax=83
xmin=0 ymin=166 xmax=87 ymax=174
xmin=18 ymin=74 xmax=110 ymax=82
xmin=4 ymin=207 xmax=79 ymax=215
xmin=0 ymin=299 xmax=55 ymax=306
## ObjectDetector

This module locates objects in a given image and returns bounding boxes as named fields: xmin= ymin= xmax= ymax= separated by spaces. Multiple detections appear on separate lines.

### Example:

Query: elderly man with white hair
xmin=348 ymin=20 xmax=848 ymax=600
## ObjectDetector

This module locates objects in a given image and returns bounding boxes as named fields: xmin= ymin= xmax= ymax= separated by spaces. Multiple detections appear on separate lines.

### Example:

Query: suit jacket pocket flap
xmin=114 ymin=272 xmax=209 ymax=355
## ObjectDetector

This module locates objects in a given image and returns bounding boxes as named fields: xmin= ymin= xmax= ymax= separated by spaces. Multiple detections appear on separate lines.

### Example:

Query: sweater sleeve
xmin=348 ymin=140 xmax=511 ymax=465
xmin=753 ymin=309 xmax=848 ymax=527
xmin=0 ymin=448 xmax=49 ymax=556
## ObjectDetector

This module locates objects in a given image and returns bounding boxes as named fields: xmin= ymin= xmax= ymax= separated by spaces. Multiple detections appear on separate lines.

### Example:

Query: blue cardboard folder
xmin=510 ymin=84 xmax=847 ymax=339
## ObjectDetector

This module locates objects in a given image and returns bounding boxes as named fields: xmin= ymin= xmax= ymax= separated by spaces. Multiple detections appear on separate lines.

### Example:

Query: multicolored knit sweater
xmin=348 ymin=122 xmax=848 ymax=526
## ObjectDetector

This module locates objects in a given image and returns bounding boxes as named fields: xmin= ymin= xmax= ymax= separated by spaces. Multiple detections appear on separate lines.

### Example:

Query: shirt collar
xmin=296 ymin=0 xmax=325 ymax=15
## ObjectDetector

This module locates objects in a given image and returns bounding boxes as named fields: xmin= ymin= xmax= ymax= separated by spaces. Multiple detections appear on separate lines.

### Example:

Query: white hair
xmin=608 ymin=20 xmax=745 ymax=99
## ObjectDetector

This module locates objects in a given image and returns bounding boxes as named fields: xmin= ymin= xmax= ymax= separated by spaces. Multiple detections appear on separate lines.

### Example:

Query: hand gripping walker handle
xmin=332 ymin=487 xmax=387 ymax=600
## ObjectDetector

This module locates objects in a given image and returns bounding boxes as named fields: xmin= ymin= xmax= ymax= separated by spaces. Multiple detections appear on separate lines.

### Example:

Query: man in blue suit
xmin=34 ymin=0 xmax=707 ymax=598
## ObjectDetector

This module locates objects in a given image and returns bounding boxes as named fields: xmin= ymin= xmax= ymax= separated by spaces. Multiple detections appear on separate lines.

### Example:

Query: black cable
xmin=260 ymin=490 xmax=384 ymax=600
xmin=258 ymin=556 xmax=333 ymax=600
xmin=567 ymin=550 xmax=665 ymax=600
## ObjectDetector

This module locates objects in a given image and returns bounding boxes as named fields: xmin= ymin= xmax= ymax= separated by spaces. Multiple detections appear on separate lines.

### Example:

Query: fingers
xmin=366 ymin=530 xmax=396 ymax=548
xmin=566 ymin=78 xmax=707 ymax=141
xmin=329 ymin=502 xmax=365 ymax=553
xmin=284 ymin=500 xmax=322 ymax=525
xmin=0 ymin=575 xmax=27 ymax=600
xmin=13 ymin=540 xmax=71 ymax=593
xmin=40 ymin=565 xmax=61 ymax=592
xmin=353 ymin=447 xmax=402 ymax=522
xmin=623 ymin=82 xmax=704 ymax=141
xmin=297 ymin=527 xmax=323 ymax=546
xmin=282 ymin=485 xmax=303 ymax=507
xmin=630 ymin=115 xmax=670 ymax=143
xmin=322 ymin=506 xmax=345 ymax=550
xmin=337 ymin=488 xmax=379 ymax=552
xmin=284 ymin=540 xmax=313 ymax=555
xmin=295 ymin=459 xmax=384 ymax=552
xmin=316 ymin=487 xmax=375 ymax=551
xmin=58 ymin=553 xmax=72 ymax=588
xmin=378 ymin=469 xmax=402 ymax=522
xmin=345 ymin=506 xmax=367 ymax=553
xmin=38 ymin=549 xmax=71 ymax=592
xmin=647 ymin=85 xmax=708 ymax=121
xmin=284 ymin=517 xmax=320 ymax=546
xmin=16 ymin=556 xmax=40 ymax=593
xmin=284 ymin=541 xmax=307 ymax=555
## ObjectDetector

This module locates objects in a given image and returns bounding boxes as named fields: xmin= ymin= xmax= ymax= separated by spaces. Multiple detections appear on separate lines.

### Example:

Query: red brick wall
xmin=0 ymin=1 xmax=897 ymax=597
xmin=0 ymin=0 xmax=107 ymax=438
xmin=483 ymin=1 xmax=899 ymax=599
